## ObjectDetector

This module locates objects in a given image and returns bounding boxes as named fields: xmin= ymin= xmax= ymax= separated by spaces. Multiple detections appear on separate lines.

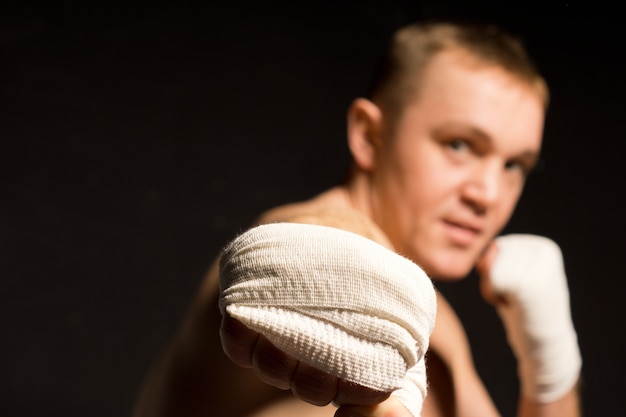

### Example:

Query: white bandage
xmin=391 ymin=357 xmax=427 ymax=416
xmin=491 ymin=234 xmax=582 ymax=403
xmin=219 ymin=223 xmax=436 ymax=416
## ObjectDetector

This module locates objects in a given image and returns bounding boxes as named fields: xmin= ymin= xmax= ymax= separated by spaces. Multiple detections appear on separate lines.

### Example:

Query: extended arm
xmin=132 ymin=206 xmax=433 ymax=417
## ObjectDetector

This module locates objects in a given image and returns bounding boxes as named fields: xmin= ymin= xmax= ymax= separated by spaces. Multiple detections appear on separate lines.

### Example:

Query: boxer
xmin=133 ymin=21 xmax=581 ymax=417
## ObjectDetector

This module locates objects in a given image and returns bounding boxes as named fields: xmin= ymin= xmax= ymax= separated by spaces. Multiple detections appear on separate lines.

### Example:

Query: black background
xmin=1 ymin=1 xmax=624 ymax=416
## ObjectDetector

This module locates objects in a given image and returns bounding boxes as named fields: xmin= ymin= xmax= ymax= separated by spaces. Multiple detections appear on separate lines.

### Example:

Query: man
xmin=133 ymin=21 xmax=581 ymax=417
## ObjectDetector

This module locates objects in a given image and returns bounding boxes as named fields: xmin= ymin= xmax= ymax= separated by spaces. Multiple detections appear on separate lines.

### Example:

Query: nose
xmin=461 ymin=160 xmax=501 ymax=214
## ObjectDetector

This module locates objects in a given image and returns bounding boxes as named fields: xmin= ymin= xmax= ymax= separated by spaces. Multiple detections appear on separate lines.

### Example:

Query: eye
xmin=442 ymin=138 xmax=476 ymax=164
xmin=446 ymin=139 xmax=471 ymax=153
xmin=504 ymin=159 xmax=530 ymax=176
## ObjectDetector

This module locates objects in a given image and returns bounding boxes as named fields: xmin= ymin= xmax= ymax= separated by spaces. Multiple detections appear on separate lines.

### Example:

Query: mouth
xmin=441 ymin=219 xmax=482 ymax=246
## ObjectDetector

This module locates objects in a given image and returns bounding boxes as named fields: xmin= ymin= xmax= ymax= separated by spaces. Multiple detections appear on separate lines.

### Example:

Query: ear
xmin=347 ymin=98 xmax=384 ymax=171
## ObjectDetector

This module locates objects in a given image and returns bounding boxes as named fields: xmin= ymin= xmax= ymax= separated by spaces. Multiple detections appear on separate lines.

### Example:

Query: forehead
xmin=406 ymin=51 xmax=545 ymax=153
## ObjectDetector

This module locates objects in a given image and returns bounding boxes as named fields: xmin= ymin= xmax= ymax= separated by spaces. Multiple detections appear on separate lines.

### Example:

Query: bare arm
xmin=477 ymin=236 xmax=582 ymax=417
xmin=132 ymin=259 xmax=292 ymax=417
xmin=426 ymin=292 xmax=501 ymax=417
xmin=132 ymin=203 xmax=399 ymax=417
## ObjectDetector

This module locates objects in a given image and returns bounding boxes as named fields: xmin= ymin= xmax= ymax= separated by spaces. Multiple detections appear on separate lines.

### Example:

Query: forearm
xmin=481 ymin=236 xmax=582 ymax=417
xmin=518 ymin=384 xmax=580 ymax=417
xmin=132 ymin=301 xmax=223 ymax=417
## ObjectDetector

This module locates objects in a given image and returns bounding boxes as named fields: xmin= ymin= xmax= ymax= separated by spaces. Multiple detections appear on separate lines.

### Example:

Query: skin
xmin=132 ymin=49 xmax=580 ymax=417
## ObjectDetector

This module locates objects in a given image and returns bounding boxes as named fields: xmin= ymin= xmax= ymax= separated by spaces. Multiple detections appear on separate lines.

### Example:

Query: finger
xmin=334 ymin=380 xmax=390 ymax=406
xmin=220 ymin=312 xmax=259 ymax=368
xmin=251 ymin=334 xmax=298 ymax=390
xmin=290 ymin=361 xmax=338 ymax=406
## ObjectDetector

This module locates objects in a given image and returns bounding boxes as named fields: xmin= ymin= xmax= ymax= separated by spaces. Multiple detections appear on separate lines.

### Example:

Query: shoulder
xmin=201 ymin=187 xmax=381 ymax=297
xmin=255 ymin=187 xmax=392 ymax=248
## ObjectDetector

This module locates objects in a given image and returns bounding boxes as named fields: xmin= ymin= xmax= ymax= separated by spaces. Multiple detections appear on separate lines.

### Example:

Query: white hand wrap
xmin=491 ymin=234 xmax=582 ymax=402
xmin=219 ymin=223 xmax=436 ymax=416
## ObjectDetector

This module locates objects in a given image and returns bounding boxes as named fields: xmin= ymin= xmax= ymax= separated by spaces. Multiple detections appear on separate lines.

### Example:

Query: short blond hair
xmin=367 ymin=21 xmax=549 ymax=123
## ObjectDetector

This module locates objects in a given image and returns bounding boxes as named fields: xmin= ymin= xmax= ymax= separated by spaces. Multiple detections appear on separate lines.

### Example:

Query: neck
xmin=344 ymin=167 xmax=376 ymax=220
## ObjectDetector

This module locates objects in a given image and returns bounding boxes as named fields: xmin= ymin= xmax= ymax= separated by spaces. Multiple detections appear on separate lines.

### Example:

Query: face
xmin=368 ymin=51 xmax=545 ymax=279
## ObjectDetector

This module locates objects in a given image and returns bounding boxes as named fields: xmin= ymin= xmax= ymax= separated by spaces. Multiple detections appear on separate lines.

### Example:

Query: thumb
xmin=476 ymin=241 xmax=507 ymax=306
xmin=334 ymin=396 xmax=409 ymax=417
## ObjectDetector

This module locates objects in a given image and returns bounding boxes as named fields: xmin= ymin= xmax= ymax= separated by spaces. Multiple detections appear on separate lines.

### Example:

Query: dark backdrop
xmin=2 ymin=2 xmax=624 ymax=416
